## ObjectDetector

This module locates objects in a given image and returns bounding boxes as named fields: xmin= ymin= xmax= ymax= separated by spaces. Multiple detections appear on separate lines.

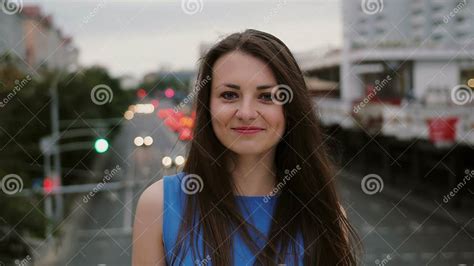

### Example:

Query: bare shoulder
xmin=132 ymin=179 xmax=166 ymax=266
xmin=134 ymin=179 xmax=164 ymax=228
xmin=138 ymin=179 xmax=164 ymax=209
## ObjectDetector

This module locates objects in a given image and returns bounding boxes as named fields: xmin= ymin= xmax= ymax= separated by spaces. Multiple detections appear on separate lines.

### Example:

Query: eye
xmin=259 ymin=92 xmax=273 ymax=102
xmin=220 ymin=91 xmax=238 ymax=100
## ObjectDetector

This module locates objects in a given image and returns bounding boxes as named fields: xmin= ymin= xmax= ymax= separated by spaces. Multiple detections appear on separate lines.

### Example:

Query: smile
xmin=231 ymin=127 xmax=265 ymax=135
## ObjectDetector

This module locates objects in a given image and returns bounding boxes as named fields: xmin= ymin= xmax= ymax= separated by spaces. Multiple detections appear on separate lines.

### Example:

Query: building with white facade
xmin=341 ymin=0 xmax=474 ymax=103
xmin=298 ymin=0 xmax=474 ymax=146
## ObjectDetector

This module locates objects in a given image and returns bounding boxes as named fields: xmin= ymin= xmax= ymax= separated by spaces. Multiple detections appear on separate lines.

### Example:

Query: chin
xmin=228 ymin=142 xmax=270 ymax=156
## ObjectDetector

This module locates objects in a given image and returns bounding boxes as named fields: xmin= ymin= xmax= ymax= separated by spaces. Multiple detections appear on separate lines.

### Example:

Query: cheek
xmin=274 ymin=117 xmax=286 ymax=138
xmin=265 ymin=108 xmax=286 ymax=136
xmin=210 ymin=100 xmax=233 ymax=129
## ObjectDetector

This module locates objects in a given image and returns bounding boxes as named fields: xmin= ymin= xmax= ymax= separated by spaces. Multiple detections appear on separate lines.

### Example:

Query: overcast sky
xmin=24 ymin=0 xmax=342 ymax=78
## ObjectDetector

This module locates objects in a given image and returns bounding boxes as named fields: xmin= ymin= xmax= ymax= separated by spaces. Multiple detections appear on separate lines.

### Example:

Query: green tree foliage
xmin=0 ymin=61 xmax=134 ymax=258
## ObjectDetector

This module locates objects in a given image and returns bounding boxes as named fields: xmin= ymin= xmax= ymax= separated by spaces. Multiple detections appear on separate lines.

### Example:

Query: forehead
xmin=212 ymin=51 xmax=277 ymax=87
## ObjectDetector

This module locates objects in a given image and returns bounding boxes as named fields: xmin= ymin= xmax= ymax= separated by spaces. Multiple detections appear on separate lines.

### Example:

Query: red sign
xmin=427 ymin=117 xmax=458 ymax=143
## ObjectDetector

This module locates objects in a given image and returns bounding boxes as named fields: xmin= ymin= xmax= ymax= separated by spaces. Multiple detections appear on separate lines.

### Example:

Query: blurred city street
xmin=51 ymin=99 xmax=189 ymax=266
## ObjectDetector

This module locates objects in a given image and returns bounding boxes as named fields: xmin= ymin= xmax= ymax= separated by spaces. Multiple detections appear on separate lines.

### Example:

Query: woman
xmin=132 ymin=29 xmax=361 ymax=265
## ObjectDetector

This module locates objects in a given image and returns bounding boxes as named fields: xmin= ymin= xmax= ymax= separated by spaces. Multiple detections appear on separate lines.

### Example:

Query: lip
xmin=231 ymin=126 xmax=265 ymax=135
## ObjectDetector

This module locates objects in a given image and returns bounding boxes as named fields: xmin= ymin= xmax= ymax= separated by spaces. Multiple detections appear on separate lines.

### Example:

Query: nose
xmin=235 ymin=97 xmax=258 ymax=122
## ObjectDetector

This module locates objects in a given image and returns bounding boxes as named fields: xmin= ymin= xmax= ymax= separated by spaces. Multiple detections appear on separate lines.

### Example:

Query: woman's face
xmin=210 ymin=51 xmax=286 ymax=155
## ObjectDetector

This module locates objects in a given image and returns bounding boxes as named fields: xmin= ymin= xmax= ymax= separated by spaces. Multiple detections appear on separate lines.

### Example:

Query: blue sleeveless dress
xmin=162 ymin=172 xmax=305 ymax=265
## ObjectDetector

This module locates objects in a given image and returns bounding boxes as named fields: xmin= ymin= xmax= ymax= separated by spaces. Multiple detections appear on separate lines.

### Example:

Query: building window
xmin=455 ymin=16 xmax=465 ymax=23
xmin=433 ymin=19 xmax=443 ymax=26
xmin=432 ymin=35 xmax=443 ymax=41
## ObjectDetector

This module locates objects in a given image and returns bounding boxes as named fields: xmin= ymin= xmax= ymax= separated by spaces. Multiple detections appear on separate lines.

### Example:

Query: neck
xmin=230 ymin=149 xmax=277 ymax=196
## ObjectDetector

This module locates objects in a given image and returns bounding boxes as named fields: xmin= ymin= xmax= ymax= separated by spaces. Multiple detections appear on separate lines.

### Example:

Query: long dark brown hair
xmin=171 ymin=29 xmax=361 ymax=265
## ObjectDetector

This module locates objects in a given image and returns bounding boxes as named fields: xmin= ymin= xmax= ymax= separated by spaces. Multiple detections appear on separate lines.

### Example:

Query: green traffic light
xmin=94 ymin=138 xmax=109 ymax=153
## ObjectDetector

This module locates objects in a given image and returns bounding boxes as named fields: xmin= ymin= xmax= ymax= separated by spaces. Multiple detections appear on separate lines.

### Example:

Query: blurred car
xmin=134 ymin=136 xmax=153 ymax=147
xmin=157 ymin=108 xmax=194 ymax=140
xmin=178 ymin=127 xmax=193 ymax=141
xmin=161 ymin=155 xmax=186 ymax=168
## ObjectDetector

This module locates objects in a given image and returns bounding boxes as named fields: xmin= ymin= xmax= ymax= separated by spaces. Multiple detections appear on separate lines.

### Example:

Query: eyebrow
xmin=221 ymin=83 xmax=275 ymax=90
